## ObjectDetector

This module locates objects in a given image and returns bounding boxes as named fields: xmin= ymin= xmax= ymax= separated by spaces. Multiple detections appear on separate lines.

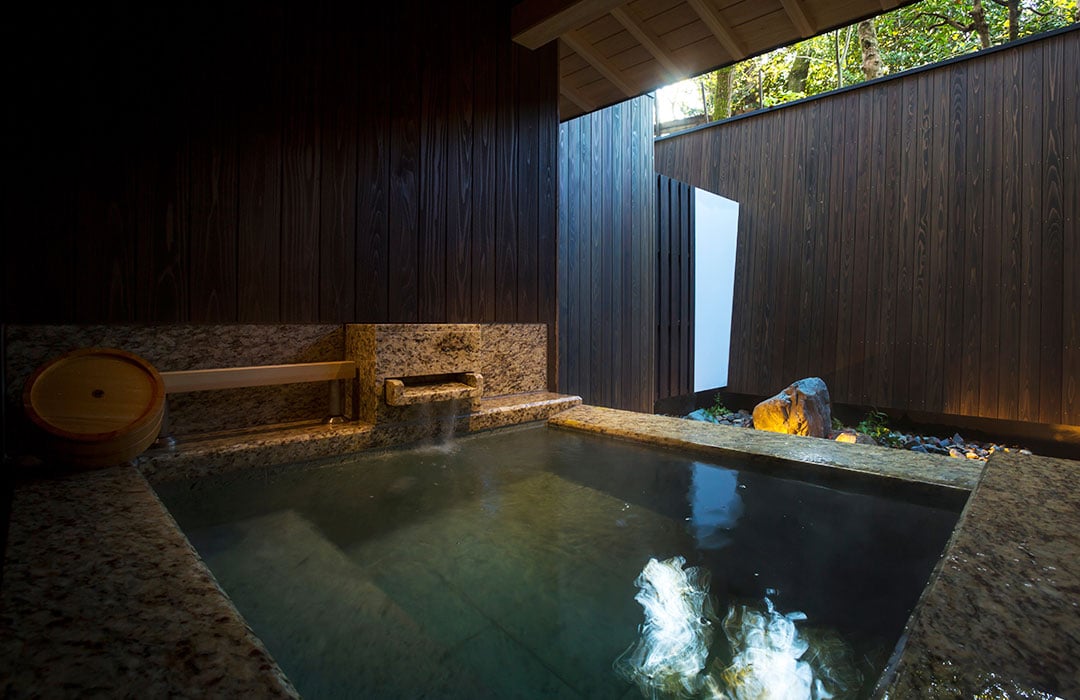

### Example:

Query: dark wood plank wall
xmin=656 ymin=176 xmax=695 ymax=402
xmin=655 ymin=28 xmax=1079 ymax=425
xmin=558 ymin=96 xmax=657 ymax=412
xmin=2 ymin=1 xmax=558 ymax=346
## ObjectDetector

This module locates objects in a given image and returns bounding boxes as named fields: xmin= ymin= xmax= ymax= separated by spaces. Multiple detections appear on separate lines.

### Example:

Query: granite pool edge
xmin=547 ymin=404 xmax=983 ymax=492
xmin=0 ymin=465 xmax=300 ymax=698
xmin=140 ymin=392 xmax=581 ymax=483
xmin=1 ymin=391 xmax=580 ymax=697
xmin=548 ymin=404 xmax=1080 ymax=700
xmin=875 ymin=450 xmax=1080 ymax=699
xmin=9 ymin=399 xmax=1073 ymax=698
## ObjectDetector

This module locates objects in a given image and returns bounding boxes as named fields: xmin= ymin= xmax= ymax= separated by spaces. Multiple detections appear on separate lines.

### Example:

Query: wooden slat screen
xmin=3 ymin=0 xmax=558 ymax=349
xmin=557 ymin=95 xmax=657 ymax=412
xmin=656 ymin=176 xmax=695 ymax=403
xmin=655 ymin=28 xmax=1079 ymax=425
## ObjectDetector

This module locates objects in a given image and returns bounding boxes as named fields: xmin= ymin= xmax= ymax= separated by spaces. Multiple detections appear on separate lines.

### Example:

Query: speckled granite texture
xmin=547 ymin=406 xmax=1080 ymax=699
xmin=345 ymin=324 xmax=377 ymax=422
xmin=141 ymin=392 xmax=581 ymax=483
xmin=876 ymin=451 xmax=1080 ymax=699
xmin=0 ymin=392 xmax=580 ymax=695
xmin=548 ymin=404 xmax=983 ymax=491
xmin=363 ymin=323 xmax=482 ymax=378
xmin=2 ymin=322 xmax=567 ymax=696
xmin=346 ymin=323 xmax=547 ymax=424
xmin=346 ymin=324 xmax=481 ymax=424
xmin=479 ymin=324 xmax=546 ymax=395
xmin=0 ymin=466 xmax=298 ymax=698
xmin=11 ymin=400 xmax=1072 ymax=698
xmin=4 ymin=324 xmax=343 ymax=442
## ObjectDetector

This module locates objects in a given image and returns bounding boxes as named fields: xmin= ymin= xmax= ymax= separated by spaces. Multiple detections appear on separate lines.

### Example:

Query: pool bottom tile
xmin=447 ymin=626 xmax=582 ymax=700
xmin=185 ymin=510 xmax=489 ymax=699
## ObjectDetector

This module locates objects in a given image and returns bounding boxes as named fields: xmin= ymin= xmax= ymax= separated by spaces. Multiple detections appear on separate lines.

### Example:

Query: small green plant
xmin=831 ymin=416 xmax=845 ymax=431
xmin=856 ymin=409 xmax=903 ymax=447
xmin=706 ymin=396 xmax=733 ymax=419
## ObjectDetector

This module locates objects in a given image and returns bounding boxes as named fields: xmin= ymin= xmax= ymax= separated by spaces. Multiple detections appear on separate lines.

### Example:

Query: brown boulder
xmin=752 ymin=378 xmax=832 ymax=438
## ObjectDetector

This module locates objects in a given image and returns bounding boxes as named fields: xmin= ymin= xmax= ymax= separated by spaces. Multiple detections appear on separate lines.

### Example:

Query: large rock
xmin=752 ymin=378 xmax=832 ymax=438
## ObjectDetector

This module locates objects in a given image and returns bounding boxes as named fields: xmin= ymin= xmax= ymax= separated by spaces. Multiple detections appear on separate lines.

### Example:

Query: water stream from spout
xmin=416 ymin=398 xmax=458 ymax=448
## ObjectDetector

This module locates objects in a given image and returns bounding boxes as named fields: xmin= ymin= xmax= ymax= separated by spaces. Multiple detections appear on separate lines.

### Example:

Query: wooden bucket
xmin=23 ymin=348 xmax=166 ymax=468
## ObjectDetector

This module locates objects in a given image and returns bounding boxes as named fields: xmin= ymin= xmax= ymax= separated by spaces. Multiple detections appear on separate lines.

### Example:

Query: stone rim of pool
xmin=3 ymin=403 xmax=1075 ymax=700
xmin=154 ymin=414 xmax=969 ymax=699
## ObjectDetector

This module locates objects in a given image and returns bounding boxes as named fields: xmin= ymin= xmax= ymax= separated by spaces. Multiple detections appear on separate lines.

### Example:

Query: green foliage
xmin=879 ymin=0 xmax=1079 ymax=58
xmin=856 ymin=409 xmax=903 ymax=447
xmin=706 ymin=396 xmax=733 ymax=419
xmin=831 ymin=416 xmax=845 ymax=431
xmin=681 ymin=0 xmax=1077 ymax=127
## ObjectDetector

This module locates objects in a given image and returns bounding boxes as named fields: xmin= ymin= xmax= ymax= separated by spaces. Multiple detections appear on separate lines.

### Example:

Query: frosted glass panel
xmin=694 ymin=189 xmax=739 ymax=393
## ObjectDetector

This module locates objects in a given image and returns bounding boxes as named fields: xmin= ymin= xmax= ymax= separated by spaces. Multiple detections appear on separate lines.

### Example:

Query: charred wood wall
xmin=656 ymin=28 xmax=1079 ymax=425
xmin=3 ymin=0 xmax=558 ymax=345
xmin=558 ymin=96 xmax=657 ymax=412
xmin=656 ymin=176 xmax=695 ymax=405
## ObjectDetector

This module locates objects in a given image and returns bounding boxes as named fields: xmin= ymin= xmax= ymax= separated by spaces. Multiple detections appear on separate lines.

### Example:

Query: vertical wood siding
xmin=3 ymin=0 xmax=558 ymax=344
xmin=655 ymin=28 xmax=1079 ymax=424
xmin=557 ymin=96 xmax=657 ymax=413
xmin=656 ymin=176 xmax=695 ymax=403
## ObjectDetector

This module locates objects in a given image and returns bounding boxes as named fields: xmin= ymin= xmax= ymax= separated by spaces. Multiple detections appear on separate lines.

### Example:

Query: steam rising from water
xmin=616 ymin=557 xmax=860 ymax=700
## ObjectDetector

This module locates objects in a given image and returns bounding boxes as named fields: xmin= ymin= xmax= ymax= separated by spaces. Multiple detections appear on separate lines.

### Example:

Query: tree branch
xmin=916 ymin=10 xmax=975 ymax=33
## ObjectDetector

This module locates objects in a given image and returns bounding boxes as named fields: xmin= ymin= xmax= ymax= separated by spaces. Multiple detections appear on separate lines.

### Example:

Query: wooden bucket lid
xmin=23 ymin=348 xmax=165 ymax=449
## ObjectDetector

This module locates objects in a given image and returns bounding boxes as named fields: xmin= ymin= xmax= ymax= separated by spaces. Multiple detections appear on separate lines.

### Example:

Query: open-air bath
xmin=155 ymin=423 xmax=960 ymax=699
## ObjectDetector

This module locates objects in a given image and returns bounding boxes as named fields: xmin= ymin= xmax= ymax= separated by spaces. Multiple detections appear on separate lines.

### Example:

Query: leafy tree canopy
xmin=657 ymin=0 xmax=1077 ymax=131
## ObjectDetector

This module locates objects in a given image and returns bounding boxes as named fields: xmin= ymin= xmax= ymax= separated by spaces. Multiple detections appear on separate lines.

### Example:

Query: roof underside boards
xmin=515 ymin=0 xmax=921 ymax=121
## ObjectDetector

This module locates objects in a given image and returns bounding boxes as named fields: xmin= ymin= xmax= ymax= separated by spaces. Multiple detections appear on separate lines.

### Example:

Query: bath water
xmin=156 ymin=423 xmax=960 ymax=699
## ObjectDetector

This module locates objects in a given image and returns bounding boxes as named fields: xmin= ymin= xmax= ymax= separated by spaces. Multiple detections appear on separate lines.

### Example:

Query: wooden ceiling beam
xmin=684 ymin=0 xmax=746 ymax=60
xmin=610 ymin=6 xmax=685 ymax=82
xmin=512 ymin=0 xmax=629 ymax=50
xmin=879 ymin=0 xmax=902 ymax=9
xmin=560 ymin=82 xmax=593 ymax=113
xmin=779 ymin=0 xmax=815 ymax=37
xmin=561 ymin=31 xmax=637 ymax=97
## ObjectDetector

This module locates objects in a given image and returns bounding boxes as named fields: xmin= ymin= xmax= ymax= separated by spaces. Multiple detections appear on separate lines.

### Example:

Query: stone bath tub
xmin=3 ymin=403 xmax=1077 ymax=697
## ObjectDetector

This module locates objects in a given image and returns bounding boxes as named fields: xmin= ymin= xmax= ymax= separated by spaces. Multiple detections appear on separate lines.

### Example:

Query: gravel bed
xmin=683 ymin=409 xmax=1031 ymax=462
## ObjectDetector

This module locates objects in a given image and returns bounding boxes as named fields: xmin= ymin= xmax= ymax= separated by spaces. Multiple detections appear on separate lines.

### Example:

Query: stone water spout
xmin=383 ymin=372 xmax=483 ymax=408
xmin=347 ymin=324 xmax=487 ymax=425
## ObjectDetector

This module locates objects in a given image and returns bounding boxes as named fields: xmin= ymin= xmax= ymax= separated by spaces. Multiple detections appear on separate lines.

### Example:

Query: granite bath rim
xmin=5 ymin=403 xmax=1078 ymax=699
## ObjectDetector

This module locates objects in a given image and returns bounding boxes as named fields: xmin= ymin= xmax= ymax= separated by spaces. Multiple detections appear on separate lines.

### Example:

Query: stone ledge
xmin=140 ymin=392 xmax=580 ymax=483
xmin=547 ymin=404 xmax=1080 ymax=700
xmin=548 ymin=404 xmax=982 ymax=492
xmin=0 ymin=466 xmax=298 ymax=698
xmin=1 ymin=391 xmax=582 ymax=698
xmin=876 ymin=450 xmax=1080 ymax=699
